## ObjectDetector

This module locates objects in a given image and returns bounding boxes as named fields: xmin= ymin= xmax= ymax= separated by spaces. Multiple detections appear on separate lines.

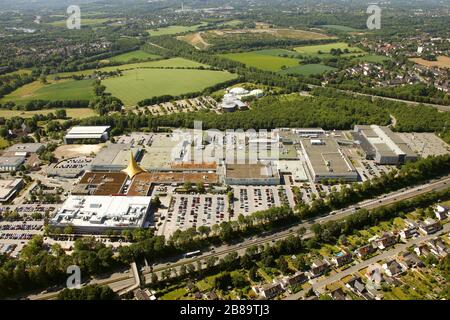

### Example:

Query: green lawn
xmin=102 ymin=68 xmax=237 ymax=106
xmin=52 ymin=58 xmax=207 ymax=79
xmin=109 ymin=50 xmax=161 ymax=63
xmin=1 ymin=79 xmax=94 ymax=104
xmin=219 ymin=51 xmax=300 ymax=72
xmin=0 ymin=108 xmax=97 ymax=119
xmin=159 ymin=287 xmax=188 ymax=300
xmin=278 ymin=64 xmax=338 ymax=76
xmin=0 ymin=137 xmax=9 ymax=149
xmin=352 ymin=54 xmax=390 ymax=63
xmin=294 ymin=42 xmax=366 ymax=58
xmin=1 ymin=69 xmax=32 ymax=77
xmin=148 ymin=23 xmax=207 ymax=36
xmin=48 ymin=18 xmax=110 ymax=27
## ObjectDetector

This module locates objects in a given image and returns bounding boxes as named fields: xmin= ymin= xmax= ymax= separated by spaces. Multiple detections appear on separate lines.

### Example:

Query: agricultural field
xmin=48 ymin=18 xmax=111 ymax=27
xmin=102 ymin=68 xmax=237 ymax=106
xmin=279 ymin=64 xmax=338 ymax=76
xmin=294 ymin=42 xmax=366 ymax=58
xmin=147 ymin=23 xmax=207 ymax=36
xmin=320 ymin=25 xmax=362 ymax=32
xmin=51 ymin=58 xmax=207 ymax=79
xmin=409 ymin=56 xmax=450 ymax=69
xmin=0 ymin=108 xmax=96 ymax=119
xmin=108 ymin=50 xmax=161 ymax=63
xmin=219 ymin=51 xmax=300 ymax=72
xmin=0 ymin=79 xmax=94 ymax=104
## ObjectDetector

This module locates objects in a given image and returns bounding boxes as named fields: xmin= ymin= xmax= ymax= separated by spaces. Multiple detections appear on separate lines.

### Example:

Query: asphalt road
xmin=28 ymin=175 xmax=450 ymax=300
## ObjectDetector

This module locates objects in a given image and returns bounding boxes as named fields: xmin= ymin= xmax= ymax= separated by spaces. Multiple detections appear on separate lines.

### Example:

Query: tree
xmin=277 ymin=256 xmax=289 ymax=275
xmin=151 ymin=273 xmax=158 ymax=284
xmin=63 ymin=226 xmax=74 ymax=235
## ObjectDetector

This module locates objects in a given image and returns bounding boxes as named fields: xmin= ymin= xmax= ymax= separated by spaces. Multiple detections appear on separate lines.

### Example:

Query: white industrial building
xmin=64 ymin=126 xmax=111 ymax=144
xmin=353 ymin=125 xmax=418 ymax=164
xmin=50 ymin=195 xmax=152 ymax=234
xmin=220 ymin=87 xmax=264 ymax=112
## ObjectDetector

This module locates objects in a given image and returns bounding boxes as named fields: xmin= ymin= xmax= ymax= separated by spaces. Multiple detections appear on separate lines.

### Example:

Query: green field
xmin=321 ymin=25 xmax=361 ymax=32
xmin=352 ymin=54 xmax=390 ymax=63
xmin=48 ymin=18 xmax=110 ymax=27
xmin=1 ymin=79 xmax=94 ymax=104
xmin=294 ymin=42 xmax=366 ymax=58
xmin=52 ymin=58 xmax=207 ymax=79
xmin=0 ymin=137 xmax=9 ymax=149
xmin=109 ymin=50 xmax=161 ymax=63
xmin=102 ymin=68 xmax=237 ymax=106
xmin=0 ymin=108 xmax=96 ymax=119
xmin=148 ymin=23 xmax=207 ymax=36
xmin=279 ymin=64 xmax=338 ymax=76
xmin=1 ymin=69 xmax=32 ymax=77
xmin=219 ymin=51 xmax=300 ymax=71
xmin=253 ymin=49 xmax=301 ymax=58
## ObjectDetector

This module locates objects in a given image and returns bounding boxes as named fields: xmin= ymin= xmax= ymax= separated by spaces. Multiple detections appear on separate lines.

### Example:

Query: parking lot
xmin=162 ymin=194 xmax=229 ymax=236
xmin=0 ymin=220 xmax=45 ymax=256
xmin=397 ymin=132 xmax=450 ymax=158
xmin=232 ymin=186 xmax=295 ymax=215
xmin=355 ymin=160 xmax=392 ymax=181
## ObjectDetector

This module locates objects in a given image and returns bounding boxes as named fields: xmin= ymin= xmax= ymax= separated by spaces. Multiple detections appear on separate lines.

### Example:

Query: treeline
xmin=57 ymin=285 xmax=117 ymax=300
xmin=329 ymin=82 xmax=450 ymax=106
xmin=0 ymin=236 xmax=118 ymax=298
xmin=0 ymin=73 xmax=35 ymax=100
xmin=76 ymin=95 xmax=391 ymax=134
xmin=0 ymin=99 xmax=90 ymax=111
xmin=311 ymin=87 xmax=450 ymax=144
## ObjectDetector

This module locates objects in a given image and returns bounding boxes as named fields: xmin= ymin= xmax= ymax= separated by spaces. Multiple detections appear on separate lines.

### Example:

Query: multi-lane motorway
xmin=28 ymin=175 xmax=450 ymax=300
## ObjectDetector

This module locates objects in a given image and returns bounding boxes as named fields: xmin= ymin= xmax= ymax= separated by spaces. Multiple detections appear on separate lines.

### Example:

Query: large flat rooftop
xmin=51 ymin=195 xmax=151 ymax=230
xmin=73 ymin=172 xmax=128 ymax=195
xmin=301 ymin=138 xmax=357 ymax=179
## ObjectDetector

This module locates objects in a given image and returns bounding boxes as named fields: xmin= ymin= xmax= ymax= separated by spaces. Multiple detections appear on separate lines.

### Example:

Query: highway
xmin=28 ymin=175 xmax=450 ymax=300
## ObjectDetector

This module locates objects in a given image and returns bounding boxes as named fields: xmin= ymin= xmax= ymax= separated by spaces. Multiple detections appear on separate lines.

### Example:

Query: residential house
xmin=434 ymin=204 xmax=449 ymax=221
xmin=309 ymin=259 xmax=330 ymax=278
xmin=399 ymin=226 xmax=418 ymax=241
xmin=414 ymin=244 xmax=431 ymax=257
xmin=382 ymin=259 xmax=405 ymax=277
xmin=205 ymin=291 xmax=218 ymax=300
xmin=365 ymin=264 xmax=384 ymax=289
xmin=375 ymin=233 xmax=397 ymax=250
xmin=426 ymin=239 xmax=448 ymax=258
xmin=329 ymin=288 xmax=348 ymax=300
xmin=253 ymin=283 xmax=284 ymax=299
xmin=397 ymin=252 xmax=425 ymax=269
xmin=346 ymin=276 xmax=369 ymax=299
xmin=356 ymin=243 xmax=376 ymax=259
xmin=279 ymin=272 xmax=307 ymax=289
xmin=331 ymin=250 xmax=353 ymax=267
xmin=418 ymin=218 xmax=442 ymax=235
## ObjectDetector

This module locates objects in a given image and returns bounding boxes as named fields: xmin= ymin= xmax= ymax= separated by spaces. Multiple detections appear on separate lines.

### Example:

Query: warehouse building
xmin=0 ymin=178 xmax=24 ymax=202
xmin=300 ymin=138 xmax=358 ymax=182
xmin=89 ymin=144 xmax=142 ymax=172
xmin=5 ymin=143 xmax=44 ymax=155
xmin=353 ymin=125 xmax=418 ymax=164
xmin=64 ymin=126 xmax=111 ymax=144
xmin=0 ymin=156 xmax=25 ymax=172
xmin=224 ymin=162 xmax=281 ymax=185
xmin=50 ymin=195 xmax=152 ymax=234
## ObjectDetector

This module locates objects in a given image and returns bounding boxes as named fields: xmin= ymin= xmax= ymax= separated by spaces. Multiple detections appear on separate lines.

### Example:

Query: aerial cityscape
xmin=0 ymin=0 xmax=449 ymax=305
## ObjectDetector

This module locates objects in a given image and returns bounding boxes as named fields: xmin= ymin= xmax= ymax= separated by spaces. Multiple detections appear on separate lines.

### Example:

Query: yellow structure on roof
xmin=122 ymin=151 xmax=145 ymax=179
